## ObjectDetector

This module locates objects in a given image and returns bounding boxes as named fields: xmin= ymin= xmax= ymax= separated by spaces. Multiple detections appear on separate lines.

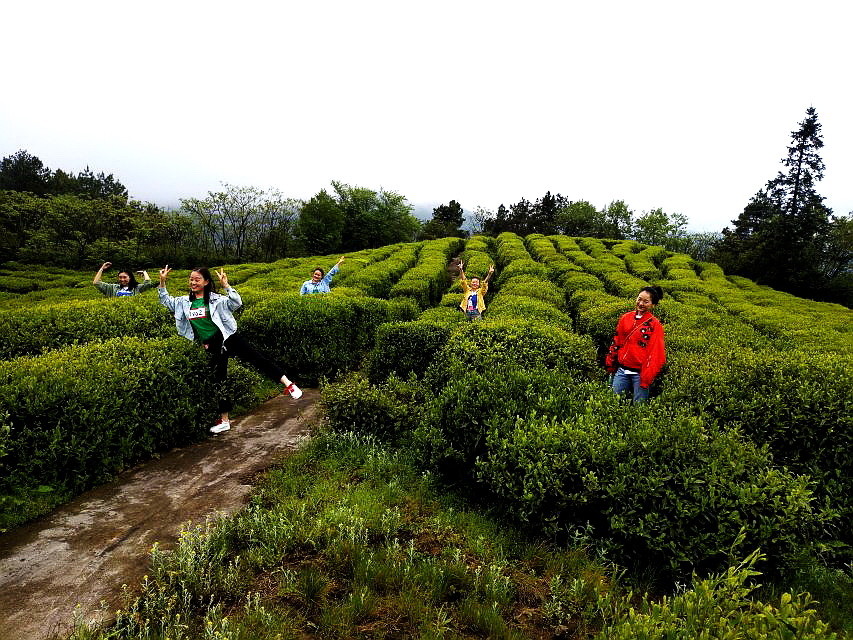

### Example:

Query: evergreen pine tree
xmin=714 ymin=107 xmax=833 ymax=295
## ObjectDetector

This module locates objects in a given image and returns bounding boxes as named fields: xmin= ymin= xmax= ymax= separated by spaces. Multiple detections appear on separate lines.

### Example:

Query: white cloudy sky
xmin=1 ymin=0 xmax=850 ymax=231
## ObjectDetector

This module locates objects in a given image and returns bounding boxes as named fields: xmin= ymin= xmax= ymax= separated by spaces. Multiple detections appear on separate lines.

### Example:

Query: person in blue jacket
xmin=300 ymin=256 xmax=346 ymax=294
xmin=158 ymin=265 xmax=302 ymax=434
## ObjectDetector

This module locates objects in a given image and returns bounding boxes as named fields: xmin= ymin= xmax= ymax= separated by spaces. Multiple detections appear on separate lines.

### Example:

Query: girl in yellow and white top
xmin=458 ymin=261 xmax=495 ymax=320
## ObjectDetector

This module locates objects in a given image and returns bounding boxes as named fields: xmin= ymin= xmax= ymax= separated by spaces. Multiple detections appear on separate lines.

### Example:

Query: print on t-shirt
xmin=188 ymin=305 xmax=208 ymax=319
xmin=466 ymin=293 xmax=478 ymax=312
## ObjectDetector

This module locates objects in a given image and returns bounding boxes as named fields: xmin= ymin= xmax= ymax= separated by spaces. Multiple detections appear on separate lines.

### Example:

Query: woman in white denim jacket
xmin=158 ymin=265 xmax=302 ymax=434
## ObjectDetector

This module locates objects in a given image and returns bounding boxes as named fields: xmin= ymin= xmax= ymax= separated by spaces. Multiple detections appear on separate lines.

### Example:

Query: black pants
xmin=206 ymin=331 xmax=286 ymax=413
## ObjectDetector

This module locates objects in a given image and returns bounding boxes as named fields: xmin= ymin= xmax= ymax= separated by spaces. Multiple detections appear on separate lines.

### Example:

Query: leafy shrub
xmin=390 ymin=237 xmax=462 ymax=308
xmin=344 ymin=243 xmax=421 ymax=298
xmin=601 ymin=270 xmax=651 ymax=298
xmin=598 ymin=550 xmax=838 ymax=639
xmin=624 ymin=252 xmax=660 ymax=280
xmin=560 ymin=271 xmax=605 ymax=295
xmin=486 ymin=295 xmax=573 ymax=331
xmin=497 ymin=278 xmax=565 ymax=308
xmin=0 ymin=296 xmax=172 ymax=359
xmin=665 ymin=345 xmax=853 ymax=526
xmin=365 ymin=321 xmax=453 ymax=384
xmin=425 ymin=320 xmax=598 ymax=385
xmin=240 ymin=293 xmax=395 ymax=384
xmin=322 ymin=373 xmax=423 ymax=441
xmin=609 ymin=240 xmax=642 ymax=257
xmin=0 ymin=337 xmax=260 ymax=512
xmin=479 ymin=403 xmax=824 ymax=575
xmin=495 ymin=259 xmax=548 ymax=286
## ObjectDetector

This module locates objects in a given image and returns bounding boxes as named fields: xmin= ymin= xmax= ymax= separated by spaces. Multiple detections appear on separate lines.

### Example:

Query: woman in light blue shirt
xmin=159 ymin=265 xmax=303 ymax=435
xmin=300 ymin=256 xmax=345 ymax=294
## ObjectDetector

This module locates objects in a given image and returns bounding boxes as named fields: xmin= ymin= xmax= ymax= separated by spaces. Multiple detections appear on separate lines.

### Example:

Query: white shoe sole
xmin=210 ymin=423 xmax=231 ymax=434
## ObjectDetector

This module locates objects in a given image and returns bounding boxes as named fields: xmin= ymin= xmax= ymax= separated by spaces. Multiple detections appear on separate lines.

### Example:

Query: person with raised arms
xmin=458 ymin=261 xmax=495 ymax=321
xmin=604 ymin=286 xmax=667 ymax=403
xmin=158 ymin=265 xmax=302 ymax=434
xmin=300 ymin=256 xmax=346 ymax=294
xmin=93 ymin=262 xmax=154 ymax=297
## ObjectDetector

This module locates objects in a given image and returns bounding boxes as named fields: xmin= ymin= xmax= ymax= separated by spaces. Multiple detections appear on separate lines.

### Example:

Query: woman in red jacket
xmin=604 ymin=286 xmax=666 ymax=403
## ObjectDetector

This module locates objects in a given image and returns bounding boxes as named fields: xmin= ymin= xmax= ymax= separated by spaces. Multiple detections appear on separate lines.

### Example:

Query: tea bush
xmin=390 ymin=237 xmax=462 ymax=308
xmin=0 ymin=337 xmax=260 ymax=511
xmin=322 ymin=373 xmax=423 ymax=441
xmin=0 ymin=296 xmax=172 ymax=359
xmin=598 ymin=550 xmax=837 ymax=639
xmin=365 ymin=320 xmax=453 ymax=384
xmin=239 ymin=293 xmax=400 ymax=384
xmin=479 ymin=404 xmax=823 ymax=574
xmin=343 ymin=243 xmax=421 ymax=298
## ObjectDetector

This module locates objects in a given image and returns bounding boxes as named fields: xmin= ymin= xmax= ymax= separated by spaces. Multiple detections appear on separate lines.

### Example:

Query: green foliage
xmin=633 ymin=208 xmax=688 ymax=247
xmin=239 ymin=293 xmax=395 ymax=384
xmin=332 ymin=180 xmax=420 ymax=251
xmin=599 ymin=549 xmax=838 ymax=639
xmin=294 ymin=188 xmax=345 ymax=255
xmin=0 ymin=149 xmax=127 ymax=199
xmin=342 ymin=243 xmax=421 ymax=298
xmin=713 ymin=108 xmax=847 ymax=301
xmin=494 ymin=258 xmax=548 ymax=286
xmin=425 ymin=199 xmax=465 ymax=238
xmin=322 ymin=373 xmax=424 ymax=441
xmin=560 ymin=270 xmax=606 ymax=295
xmin=0 ymin=337 xmax=260 ymax=528
xmin=390 ymin=237 xmax=463 ymax=308
xmin=486 ymin=294 xmax=573 ymax=330
xmin=665 ymin=346 xmax=853 ymax=525
xmin=365 ymin=321 xmax=453 ymax=384
xmin=624 ymin=250 xmax=661 ymax=280
xmin=181 ymin=184 xmax=301 ymax=263
xmin=480 ymin=404 xmax=823 ymax=574
xmin=0 ymin=296 xmax=171 ymax=359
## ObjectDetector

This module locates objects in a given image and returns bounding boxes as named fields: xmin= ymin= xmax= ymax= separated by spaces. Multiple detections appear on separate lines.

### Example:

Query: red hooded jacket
xmin=604 ymin=311 xmax=666 ymax=389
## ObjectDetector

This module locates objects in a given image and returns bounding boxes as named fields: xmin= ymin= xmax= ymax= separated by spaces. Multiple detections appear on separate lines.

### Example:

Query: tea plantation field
xmin=2 ymin=234 xmax=851 ymax=636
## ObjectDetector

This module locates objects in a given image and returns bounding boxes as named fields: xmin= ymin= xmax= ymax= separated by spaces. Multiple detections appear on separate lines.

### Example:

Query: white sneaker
xmin=210 ymin=419 xmax=231 ymax=434
xmin=285 ymin=383 xmax=303 ymax=399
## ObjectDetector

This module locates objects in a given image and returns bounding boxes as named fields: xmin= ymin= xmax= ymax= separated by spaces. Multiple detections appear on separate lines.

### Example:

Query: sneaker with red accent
xmin=210 ymin=419 xmax=231 ymax=434
xmin=284 ymin=382 xmax=302 ymax=399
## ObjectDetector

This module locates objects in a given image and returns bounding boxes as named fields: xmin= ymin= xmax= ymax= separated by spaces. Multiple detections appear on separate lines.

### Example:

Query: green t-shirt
xmin=188 ymin=297 xmax=220 ymax=342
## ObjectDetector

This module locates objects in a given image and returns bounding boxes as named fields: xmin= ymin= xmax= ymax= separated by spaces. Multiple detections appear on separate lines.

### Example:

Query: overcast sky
xmin=2 ymin=0 xmax=850 ymax=232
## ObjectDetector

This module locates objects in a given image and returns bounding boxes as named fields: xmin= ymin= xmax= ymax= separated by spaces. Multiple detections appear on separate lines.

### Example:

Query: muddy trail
xmin=0 ymin=389 xmax=321 ymax=640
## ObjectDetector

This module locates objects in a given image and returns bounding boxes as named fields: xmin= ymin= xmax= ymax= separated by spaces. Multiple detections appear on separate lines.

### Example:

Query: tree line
xmin=0 ymin=152 xmax=420 ymax=267
xmin=1 ymin=106 xmax=850 ymax=305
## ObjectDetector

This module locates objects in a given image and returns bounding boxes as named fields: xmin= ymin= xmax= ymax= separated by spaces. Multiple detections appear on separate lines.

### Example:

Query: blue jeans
xmin=611 ymin=368 xmax=649 ymax=403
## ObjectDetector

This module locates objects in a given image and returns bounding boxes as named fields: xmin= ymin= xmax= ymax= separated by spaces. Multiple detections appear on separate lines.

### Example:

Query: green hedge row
xmin=389 ymin=237 xmax=463 ymax=308
xmin=364 ymin=320 xmax=455 ymax=384
xmin=0 ymin=296 xmax=173 ymax=359
xmin=342 ymin=243 xmax=422 ymax=298
xmin=0 ymin=337 xmax=261 ymax=524
xmin=239 ymin=293 xmax=409 ymax=385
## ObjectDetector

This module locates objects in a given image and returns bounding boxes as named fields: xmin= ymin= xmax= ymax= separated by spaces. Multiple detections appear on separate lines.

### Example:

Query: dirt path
xmin=0 ymin=390 xmax=320 ymax=640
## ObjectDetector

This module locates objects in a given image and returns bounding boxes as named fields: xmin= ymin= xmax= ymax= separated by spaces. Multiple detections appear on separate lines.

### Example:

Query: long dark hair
xmin=190 ymin=267 xmax=217 ymax=304
xmin=117 ymin=269 xmax=138 ymax=290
